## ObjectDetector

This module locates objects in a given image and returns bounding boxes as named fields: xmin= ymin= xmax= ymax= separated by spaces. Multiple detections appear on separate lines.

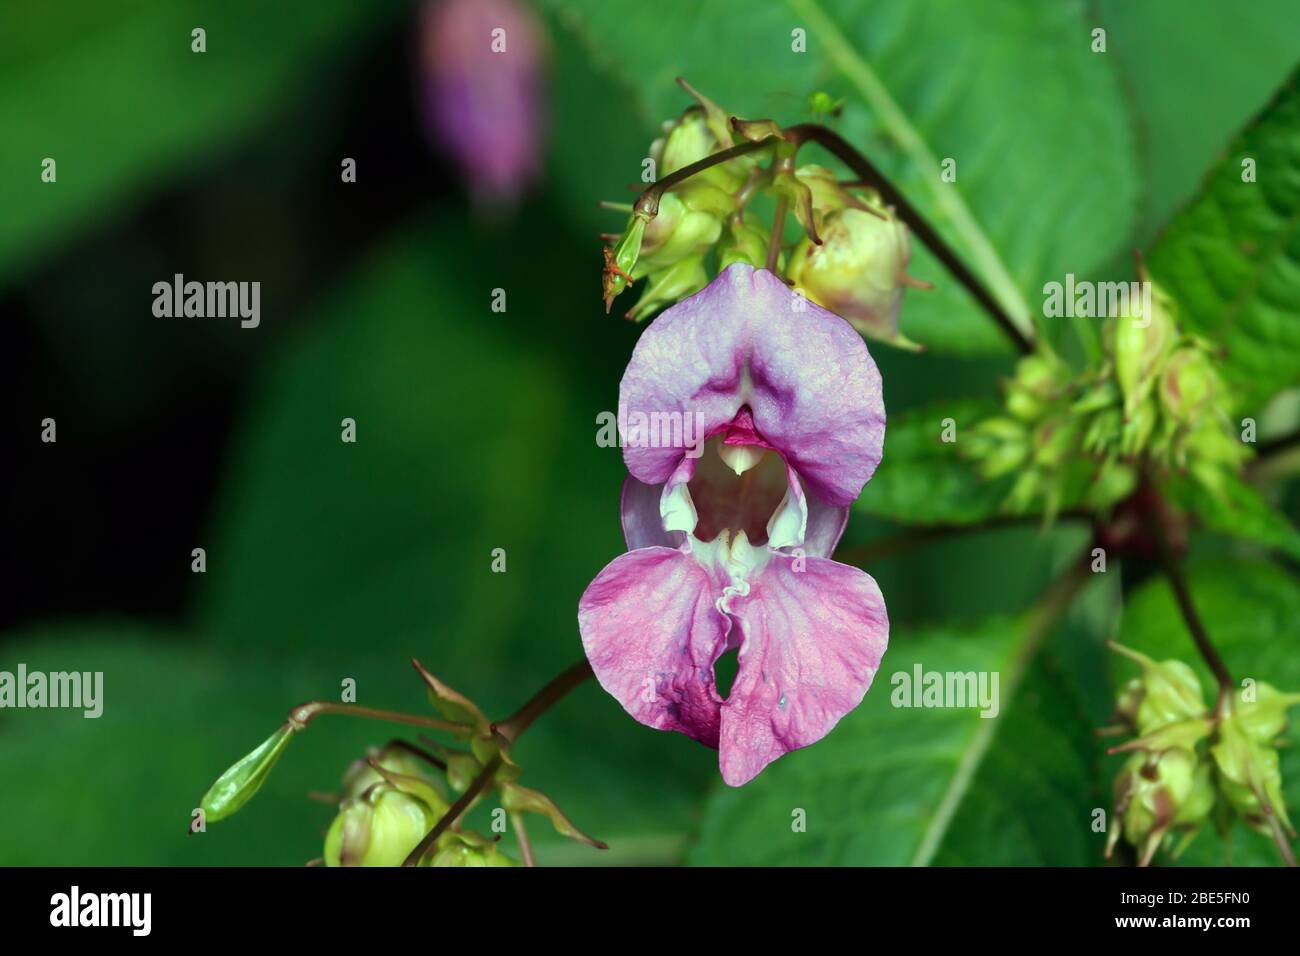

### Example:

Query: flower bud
xmin=652 ymin=108 xmax=748 ymax=195
xmin=1234 ymin=683 xmax=1300 ymax=744
xmin=1111 ymin=273 xmax=1176 ymax=420
xmin=788 ymin=202 xmax=921 ymax=350
xmin=1108 ymin=643 xmax=1207 ymax=734
xmin=427 ymin=832 xmax=518 ymax=867
xmin=1108 ymin=747 xmax=1214 ymax=866
xmin=1211 ymin=711 xmax=1293 ymax=835
xmin=794 ymin=165 xmax=854 ymax=227
xmin=627 ymin=256 xmax=709 ymax=322
xmin=1157 ymin=347 xmax=1217 ymax=423
xmin=324 ymin=785 xmax=440 ymax=867
xmin=636 ymin=193 xmax=723 ymax=276
xmin=968 ymin=417 xmax=1029 ymax=479
xmin=716 ymin=213 xmax=774 ymax=271
xmin=341 ymin=743 xmax=445 ymax=802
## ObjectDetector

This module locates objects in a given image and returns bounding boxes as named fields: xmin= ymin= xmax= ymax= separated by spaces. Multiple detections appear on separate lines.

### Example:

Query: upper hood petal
xmin=619 ymin=263 xmax=886 ymax=507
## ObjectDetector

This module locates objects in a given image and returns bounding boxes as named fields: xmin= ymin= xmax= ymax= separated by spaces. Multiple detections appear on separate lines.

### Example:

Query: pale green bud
xmin=627 ymin=256 xmax=709 ymax=322
xmin=1112 ymin=274 xmax=1176 ymax=419
xmin=427 ymin=832 xmax=518 ymax=867
xmin=341 ymin=743 xmax=442 ymax=802
xmin=716 ymin=213 xmax=773 ymax=271
xmin=1234 ymin=683 xmax=1300 ymax=745
xmin=324 ymin=785 xmax=439 ymax=867
xmin=1109 ymin=643 xmax=1207 ymax=734
xmin=788 ymin=203 xmax=921 ymax=350
xmin=636 ymin=193 xmax=723 ymax=277
xmin=1110 ymin=747 xmax=1212 ymax=866
xmin=1211 ymin=711 xmax=1293 ymax=834
xmin=1158 ymin=347 xmax=1219 ymax=424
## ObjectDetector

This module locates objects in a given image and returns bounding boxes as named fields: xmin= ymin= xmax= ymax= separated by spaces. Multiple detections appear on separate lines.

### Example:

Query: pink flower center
xmin=687 ymin=435 xmax=787 ymax=545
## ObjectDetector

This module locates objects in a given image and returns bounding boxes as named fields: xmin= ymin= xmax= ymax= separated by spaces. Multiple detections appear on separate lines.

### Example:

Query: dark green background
xmin=1 ymin=0 xmax=1297 ymax=866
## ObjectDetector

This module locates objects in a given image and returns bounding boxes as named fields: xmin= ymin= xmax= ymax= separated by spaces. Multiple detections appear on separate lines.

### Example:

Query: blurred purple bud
xmin=421 ymin=0 xmax=544 ymax=207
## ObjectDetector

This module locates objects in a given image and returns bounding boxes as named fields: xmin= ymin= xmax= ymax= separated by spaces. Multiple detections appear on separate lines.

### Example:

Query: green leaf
xmin=854 ymin=398 xmax=1009 ymax=525
xmin=1115 ymin=558 xmax=1300 ymax=865
xmin=1097 ymin=0 xmax=1300 ymax=246
xmin=0 ymin=0 xmax=398 ymax=287
xmin=544 ymin=0 xmax=1138 ymax=355
xmin=1147 ymin=68 xmax=1300 ymax=413
xmin=690 ymin=575 xmax=1109 ymax=865
xmin=1165 ymin=471 xmax=1300 ymax=562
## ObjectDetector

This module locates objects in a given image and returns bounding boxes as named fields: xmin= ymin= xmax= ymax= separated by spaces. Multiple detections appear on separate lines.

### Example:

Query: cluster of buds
xmin=963 ymin=263 xmax=1248 ymax=519
xmin=601 ymin=82 xmax=928 ymax=347
xmin=324 ymin=742 xmax=513 ymax=867
xmin=1103 ymin=643 xmax=1300 ymax=866
xmin=197 ymin=661 xmax=605 ymax=866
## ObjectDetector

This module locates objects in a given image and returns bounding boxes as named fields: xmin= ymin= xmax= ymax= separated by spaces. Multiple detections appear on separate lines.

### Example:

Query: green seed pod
xmin=199 ymin=723 xmax=296 ymax=824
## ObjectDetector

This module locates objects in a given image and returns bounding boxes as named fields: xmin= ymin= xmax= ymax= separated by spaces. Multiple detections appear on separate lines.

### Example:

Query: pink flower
xmin=421 ymin=0 xmax=542 ymax=206
xmin=579 ymin=264 xmax=890 ymax=786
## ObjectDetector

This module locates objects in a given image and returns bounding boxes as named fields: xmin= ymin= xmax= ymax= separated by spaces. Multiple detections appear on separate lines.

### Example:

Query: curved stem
xmin=384 ymin=738 xmax=448 ymax=772
xmin=286 ymin=701 xmax=469 ymax=734
xmin=634 ymin=137 xmax=778 ymax=217
xmin=786 ymin=123 xmax=1033 ymax=355
xmin=1140 ymin=485 xmax=1233 ymax=709
xmin=494 ymin=659 xmax=594 ymax=745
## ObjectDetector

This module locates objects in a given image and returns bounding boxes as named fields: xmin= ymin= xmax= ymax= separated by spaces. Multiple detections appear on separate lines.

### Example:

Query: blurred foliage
xmin=0 ymin=0 xmax=406 ymax=289
xmin=1 ymin=0 xmax=1297 ymax=867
